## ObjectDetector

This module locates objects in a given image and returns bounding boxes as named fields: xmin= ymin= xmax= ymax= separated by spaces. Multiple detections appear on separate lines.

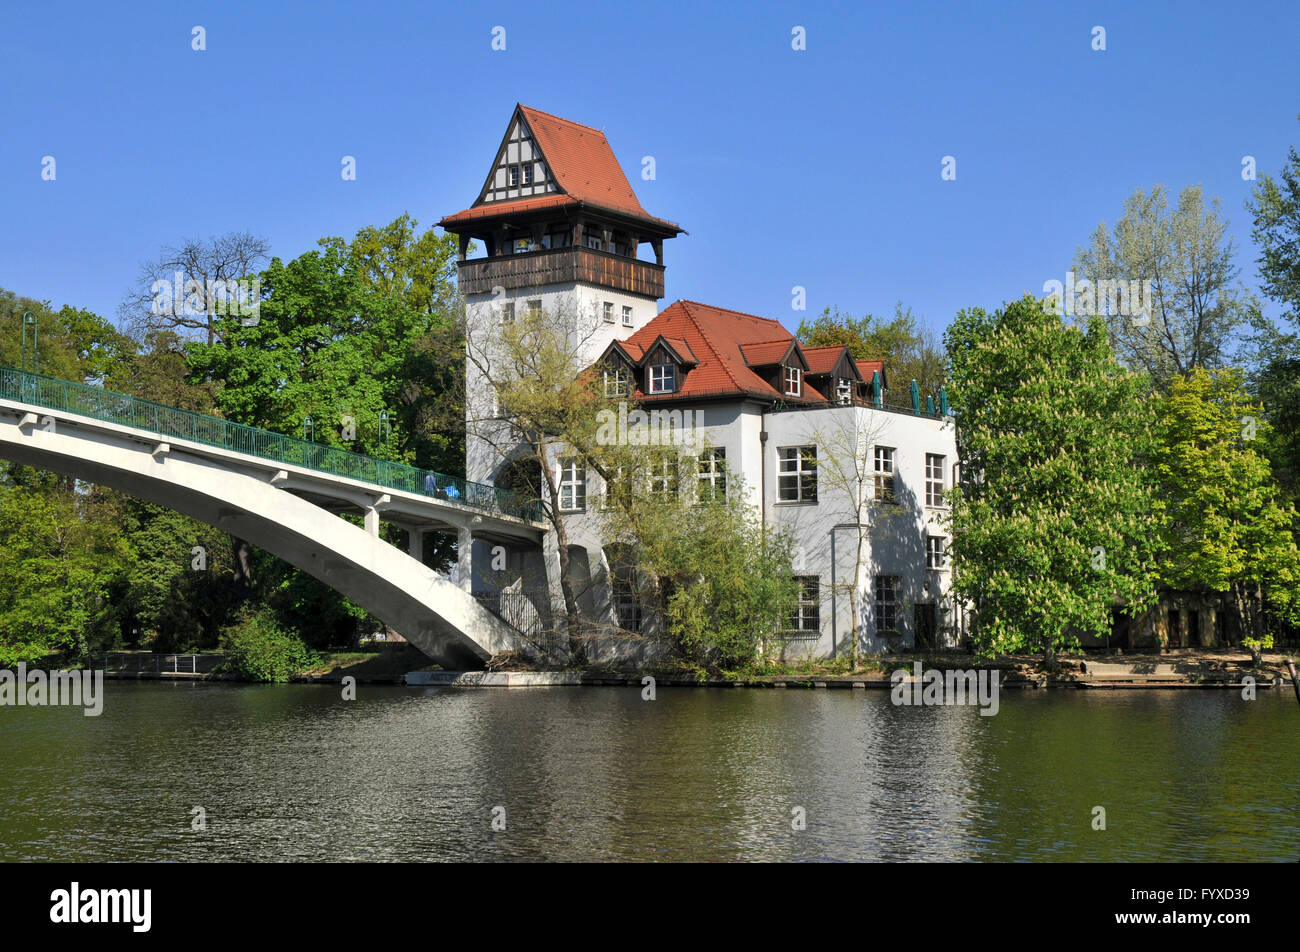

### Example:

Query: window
xmin=697 ymin=448 xmax=727 ymax=502
xmin=558 ymin=459 xmax=586 ymax=512
xmin=783 ymin=365 xmax=802 ymax=397
xmin=522 ymin=163 xmax=533 ymax=185
xmin=602 ymin=465 xmax=632 ymax=511
xmin=542 ymin=229 xmax=570 ymax=249
xmin=778 ymin=446 xmax=818 ymax=502
xmin=621 ymin=305 xmax=633 ymax=327
xmin=926 ymin=535 xmax=946 ymax=569
xmin=501 ymin=302 xmax=514 ymax=324
xmin=511 ymin=237 xmax=535 ymax=254
xmin=526 ymin=298 xmax=542 ymax=318
xmin=788 ymin=576 xmax=821 ymax=633
xmin=649 ymin=452 xmax=680 ymax=497
xmin=508 ymin=166 xmax=519 ymax=187
xmin=649 ymin=364 xmax=676 ymax=394
xmin=585 ymin=231 xmax=603 ymax=251
xmin=836 ymin=378 xmax=853 ymax=406
xmin=925 ymin=453 xmax=946 ymax=507
xmin=603 ymin=366 xmax=630 ymax=398
xmin=874 ymin=446 xmax=896 ymax=502
xmin=875 ymin=575 xmax=900 ymax=634
xmin=603 ymin=301 xmax=615 ymax=323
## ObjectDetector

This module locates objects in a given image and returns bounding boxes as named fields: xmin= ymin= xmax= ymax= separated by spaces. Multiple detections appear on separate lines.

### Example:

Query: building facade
xmin=439 ymin=105 xmax=962 ymax=657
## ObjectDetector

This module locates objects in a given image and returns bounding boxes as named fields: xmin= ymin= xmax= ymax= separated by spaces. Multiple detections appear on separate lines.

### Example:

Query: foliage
xmin=1247 ymin=122 xmax=1300 ymax=329
xmin=0 ymin=483 xmax=130 ymax=662
xmin=796 ymin=302 xmax=946 ymax=400
xmin=220 ymin=607 xmax=320 ymax=683
xmin=631 ymin=491 xmax=801 ymax=671
xmin=1074 ymin=184 xmax=1256 ymax=390
xmin=945 ymin=296 xmax=1164 ymax=656
xmin=1154 ymin=368 xmax=1300 ymax=636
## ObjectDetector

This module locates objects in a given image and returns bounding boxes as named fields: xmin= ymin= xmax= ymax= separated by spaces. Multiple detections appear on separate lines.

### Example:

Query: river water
xmin=2 ymin=681 xmax=1296 ymax=862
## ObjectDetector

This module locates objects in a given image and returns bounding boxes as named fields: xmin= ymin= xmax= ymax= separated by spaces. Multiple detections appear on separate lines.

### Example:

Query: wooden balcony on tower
xmin=457 ymin=246 xmax=666 ymax=299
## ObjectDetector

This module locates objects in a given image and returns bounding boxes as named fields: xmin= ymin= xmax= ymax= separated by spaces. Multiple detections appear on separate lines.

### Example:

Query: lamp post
xmin=303 ymin=416 xmax=313 ymax=442
xmin=378 ymin=411 xmax=390 ymax=457
xmin=21 ymin=311 xmax=37 ymax=373
xmin=829 ymin=522 xmax=863 ymax=660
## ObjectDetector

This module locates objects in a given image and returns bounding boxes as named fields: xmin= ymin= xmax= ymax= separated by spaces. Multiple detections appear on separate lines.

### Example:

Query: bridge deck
xmin=0 ymin=365 xmax=542 ymax=535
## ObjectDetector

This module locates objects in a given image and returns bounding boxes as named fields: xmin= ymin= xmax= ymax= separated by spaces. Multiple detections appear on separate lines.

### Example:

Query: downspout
xmin=759 ymin=410 xmax=768 ymax=536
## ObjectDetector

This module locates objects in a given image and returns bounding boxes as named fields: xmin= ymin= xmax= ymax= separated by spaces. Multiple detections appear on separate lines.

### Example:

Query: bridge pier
xmin=408 ymin=527 xmax=425 ymax=562
xmin=457 ymin=524 xmax=473 ymax=592
xmin=364 ymin=506 xmax=380 ymax=538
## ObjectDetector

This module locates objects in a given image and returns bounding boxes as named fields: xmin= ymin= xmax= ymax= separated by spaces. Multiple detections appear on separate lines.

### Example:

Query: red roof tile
xmin=803 ymin=345 xmax=854 ymax=376
xmin=615 ymin=300 xmax=835 ymax=403
xmin=439 ymin=106 xmax=681 ymax=233
xmin=739 ymin=339 xmax=796 ymax=366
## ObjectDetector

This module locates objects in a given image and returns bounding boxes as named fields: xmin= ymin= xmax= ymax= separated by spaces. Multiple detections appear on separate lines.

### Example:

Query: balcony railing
xmin=458 ymin=246 xmax=665 ymax=299
xmin=0 ymin=365 xmax=543 ymax=523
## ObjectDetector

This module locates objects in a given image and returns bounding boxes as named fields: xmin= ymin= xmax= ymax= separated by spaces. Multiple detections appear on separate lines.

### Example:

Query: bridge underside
xmin=0 ymin=405 xmax=534 ymax=669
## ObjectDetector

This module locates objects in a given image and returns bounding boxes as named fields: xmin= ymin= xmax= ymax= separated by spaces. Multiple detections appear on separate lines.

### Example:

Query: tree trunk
xmin=230 ymin=536 xmax=254 ymax=599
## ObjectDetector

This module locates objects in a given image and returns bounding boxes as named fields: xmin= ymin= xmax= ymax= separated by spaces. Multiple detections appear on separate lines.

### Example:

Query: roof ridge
xmin=677 ymin=299 xmax=787 ymax=327
xmin=678 ymin=300 xmax=743 ymax=391
xmin=518 ymin=104 xmax=607 ymax=139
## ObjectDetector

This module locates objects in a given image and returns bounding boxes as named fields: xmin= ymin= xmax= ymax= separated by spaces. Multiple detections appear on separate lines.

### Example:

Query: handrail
xmin=0 ymin=365 xmax=542 ymax=523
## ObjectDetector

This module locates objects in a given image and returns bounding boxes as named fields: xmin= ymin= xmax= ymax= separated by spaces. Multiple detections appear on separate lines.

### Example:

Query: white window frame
xmin=784 ymin=365 xmax=802 ymax=397
xmin=875 ymin=575 xmax=900 ymax=634
xmin=602 ymin=301 xmax=615 ymax=323
xmin=925 ymin=453 xmax=946 ymax=507
xmin=874 ymin=445 xmax=896 ymax=502
xmin=649 ymin=364 xmax=676 ymax=394
xmin=926 ymin=535 xmax=946 ymax=569
xmin=621 ymin=305 xmax=633 ymax=327
xmin=836 ymin=378 xmax=853 ymax=406
xmin=603 ymin=366 xmax=630 ymax=398
xmin=777 ymin=446 xmax=818 ymax=502
xmin=788 ymin=576 xmax=821 ymax=633
xmin=696 ymin=447 xmax=727 ymax=502
xmin=501 ymin=301 xmax=515 ymax=324
xmin=558 ymin=458 xmax=586 ymax=512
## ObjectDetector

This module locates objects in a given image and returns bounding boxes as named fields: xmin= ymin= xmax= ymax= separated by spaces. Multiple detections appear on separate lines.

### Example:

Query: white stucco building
xmin=439 ymin=104 xmax=963 ymax=656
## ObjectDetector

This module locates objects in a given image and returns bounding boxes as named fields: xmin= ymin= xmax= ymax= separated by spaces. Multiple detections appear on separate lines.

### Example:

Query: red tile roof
xmin=856 ymin=359 xmax=887 ymax=389
xmin=617 ymin=300 xmax=830 ymax=404
xmin=739 ymin=339 xmax=797 ymax=366
xmin=439 ymin=105 xmax=681 ymax=233
xmin=803 ymin=345 xmax=853 ymax=376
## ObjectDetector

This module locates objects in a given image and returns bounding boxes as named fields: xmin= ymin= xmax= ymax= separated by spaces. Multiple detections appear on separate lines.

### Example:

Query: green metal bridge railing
xmin=0 ymin=365 xmax=542 ymax=524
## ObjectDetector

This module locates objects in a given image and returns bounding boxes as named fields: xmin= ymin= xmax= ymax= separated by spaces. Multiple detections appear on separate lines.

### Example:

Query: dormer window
xmin=836 ymin=379 xmax=853 ymax=406
xmin=784 ymin=366 xmax=802 ymax=397
xmin=604 ymin=366 xmax=630 ymax=398
xmin=649 ymin=364 xmax=676 ymax=394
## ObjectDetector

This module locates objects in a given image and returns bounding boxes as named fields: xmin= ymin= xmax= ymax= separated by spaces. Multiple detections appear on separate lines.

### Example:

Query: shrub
xmin=221 ymin=609 xmax=319 ymax=683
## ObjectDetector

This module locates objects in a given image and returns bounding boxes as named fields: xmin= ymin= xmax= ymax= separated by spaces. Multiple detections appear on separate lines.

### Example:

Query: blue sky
xmin=3 ymin=0 xmax=1298 ymax=340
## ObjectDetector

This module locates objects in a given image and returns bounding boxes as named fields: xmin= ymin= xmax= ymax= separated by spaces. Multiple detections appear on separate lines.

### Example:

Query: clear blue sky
xmin=3 ymin=0 xmax=1298 ymax=340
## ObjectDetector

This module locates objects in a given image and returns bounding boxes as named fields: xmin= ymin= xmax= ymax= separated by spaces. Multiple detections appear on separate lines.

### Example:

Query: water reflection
xmin=0 ymin=682 xmax=1295 ymax=861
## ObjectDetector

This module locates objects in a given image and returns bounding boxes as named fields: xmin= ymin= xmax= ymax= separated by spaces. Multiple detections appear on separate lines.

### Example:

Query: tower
xmin=438 ymin=104 xmax=683 ymax=485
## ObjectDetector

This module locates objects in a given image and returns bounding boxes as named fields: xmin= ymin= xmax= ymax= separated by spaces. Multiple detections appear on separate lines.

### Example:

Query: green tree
xmin=945 ymin=296 xmax=1164 ymax=656
xmin=0 ymin=483 xmax=130 ymax=664
xmin=1155 ymin=368 xmax=1300 ymax=651
xmin=796 ymin=302 xmax=945 ymax=401
xmin=1247 ymin=121 xmax=1300 ymax=328
xmin=1074 ymin=184 xmax=1256 ymax=390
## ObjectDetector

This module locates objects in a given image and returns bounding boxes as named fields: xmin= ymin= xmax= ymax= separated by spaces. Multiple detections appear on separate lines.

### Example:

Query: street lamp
xmin=303 ymin=416 xmax=313 ymax=442
xmin=378 ymin=411 xmax=390 ymax=456
xmin=21 ymin=311 xmax=37 ymax=373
